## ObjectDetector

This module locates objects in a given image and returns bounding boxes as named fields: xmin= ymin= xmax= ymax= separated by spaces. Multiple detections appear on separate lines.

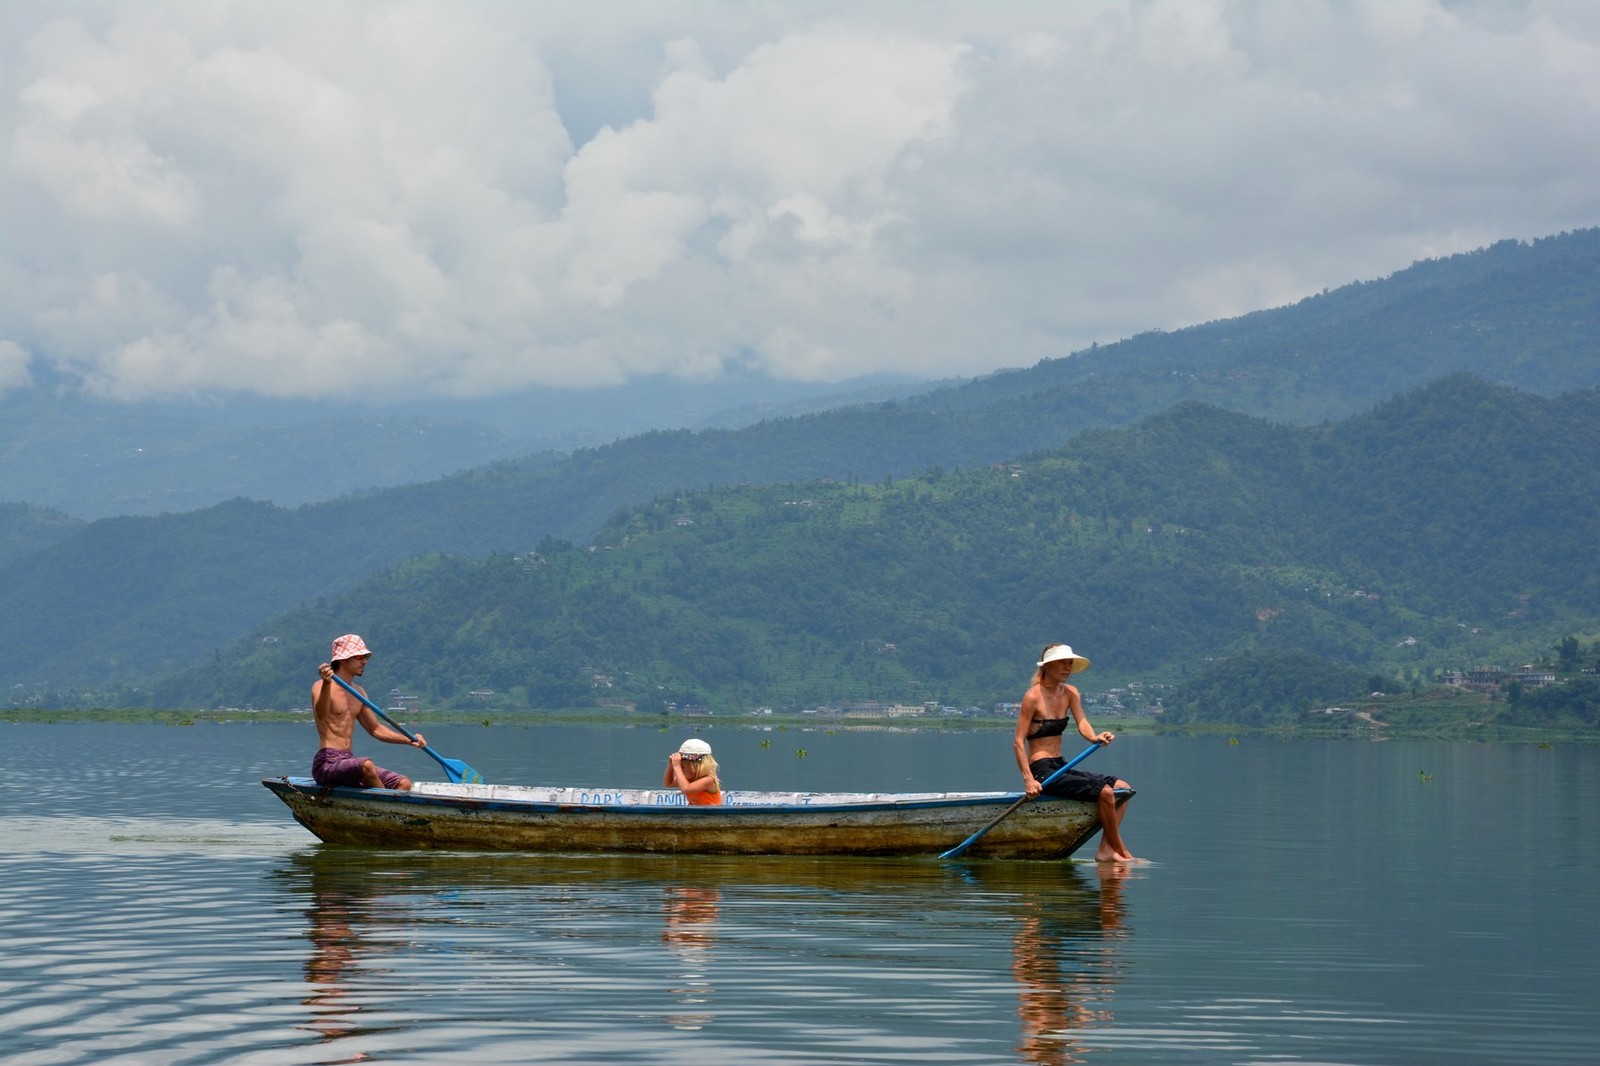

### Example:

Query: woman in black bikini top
xmin=1011 ymin=642 xmax=1140 ymax=862
xmin=1025 ymin=715 xmax=1073 ymax=740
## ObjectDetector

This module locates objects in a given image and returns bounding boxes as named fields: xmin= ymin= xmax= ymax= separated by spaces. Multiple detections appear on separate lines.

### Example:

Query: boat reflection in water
xmin=273 ymin=847 xmax=1132 ymax=1062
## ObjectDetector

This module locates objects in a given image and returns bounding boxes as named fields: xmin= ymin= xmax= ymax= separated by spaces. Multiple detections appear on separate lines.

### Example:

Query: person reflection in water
xmin=663 ymin=738 xmax=723 ymax=805
xmin=301 ymin=885 xmax=390 ymax=1062
xmin=1011 ymin=864 xmax=1130 ymax=1066
xmin=662 ymin=884 xmax=720 ymax=1030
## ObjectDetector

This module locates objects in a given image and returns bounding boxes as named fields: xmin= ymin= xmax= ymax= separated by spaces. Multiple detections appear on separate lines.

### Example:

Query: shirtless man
xmin=1012 ymin=643 xmax=1138 ymax=862
xmin=310 ymin=634 xmax=426 ymax=791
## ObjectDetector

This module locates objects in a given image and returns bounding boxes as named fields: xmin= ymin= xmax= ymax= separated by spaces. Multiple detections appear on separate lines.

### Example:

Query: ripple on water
xmin=4 ymin=729 xmax=1599 ymax=1064
xmin=2 ymin=842 xmax=1136 ymax=1064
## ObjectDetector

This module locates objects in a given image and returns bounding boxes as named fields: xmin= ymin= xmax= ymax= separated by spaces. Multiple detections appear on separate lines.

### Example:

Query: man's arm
xmin=355 ymin=704 xmax=426 ymax=748
xmin=312 ymin=665 xmax=335 ymax=718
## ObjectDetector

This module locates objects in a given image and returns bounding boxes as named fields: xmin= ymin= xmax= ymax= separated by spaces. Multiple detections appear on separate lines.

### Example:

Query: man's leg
xmin=361 ymin=759 xmax=413 ymax=791
xmin=358 ymin=758 xmax=384 ymax=788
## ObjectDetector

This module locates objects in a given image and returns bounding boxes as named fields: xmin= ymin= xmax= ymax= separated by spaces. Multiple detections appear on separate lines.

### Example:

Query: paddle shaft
xmin=329 ymin=671 xmax=482 ymax=783
xmin=939 ymin=741 xmax=1104 ymax=859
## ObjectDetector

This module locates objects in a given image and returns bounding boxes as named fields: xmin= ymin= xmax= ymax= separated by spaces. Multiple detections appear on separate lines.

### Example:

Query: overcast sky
xmin=2 ymin=0 xmax=1598 ymax=404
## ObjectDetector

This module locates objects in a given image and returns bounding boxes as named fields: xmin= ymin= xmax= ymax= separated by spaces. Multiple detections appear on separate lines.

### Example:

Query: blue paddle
xmin=939 ymin=741 xmax=1103 ymax=859
xmin=330 ymin=673 xmax=485 ymax=785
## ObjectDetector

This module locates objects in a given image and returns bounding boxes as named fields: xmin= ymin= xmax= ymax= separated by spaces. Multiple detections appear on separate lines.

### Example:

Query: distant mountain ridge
xmin=137 ymin=375 xmax=1600 ymax=718
xmin=5 ymin=228 xmax=1597 ymax=522
xmin=911 ymin=228 xmax=1600 ymax=422
xmin=0 ymin=502 xmax=81 ymax=568
xmin=0 ymin=368 xmax=933 ymax=520
xmin=3 ymin=227 xmax=1599 ymax=697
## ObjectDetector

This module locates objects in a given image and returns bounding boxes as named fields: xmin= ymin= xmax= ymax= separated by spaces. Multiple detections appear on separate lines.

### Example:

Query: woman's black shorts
xmin=1029 ymin=758 xmax=1118 ymax=801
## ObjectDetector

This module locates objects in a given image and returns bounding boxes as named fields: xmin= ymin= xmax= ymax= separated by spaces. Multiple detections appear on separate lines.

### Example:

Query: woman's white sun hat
xmin=678 ymin=738 xmax=713 ymax=757
xmin=1037 ymin=645 xmax=1090 ymax=672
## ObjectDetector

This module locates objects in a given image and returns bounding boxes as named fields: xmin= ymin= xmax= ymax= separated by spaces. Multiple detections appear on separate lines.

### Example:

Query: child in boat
xmin=664 ymin=738 xmax=723 ymax=805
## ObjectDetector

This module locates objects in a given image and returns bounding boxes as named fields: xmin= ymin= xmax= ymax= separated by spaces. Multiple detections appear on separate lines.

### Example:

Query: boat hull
xmin=261 ymin=777 xmax=1131 ymax=860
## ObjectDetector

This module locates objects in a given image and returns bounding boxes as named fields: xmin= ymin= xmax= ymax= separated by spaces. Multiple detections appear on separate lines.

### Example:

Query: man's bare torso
xmin=312 ymin=677 xmax=367 ymax=750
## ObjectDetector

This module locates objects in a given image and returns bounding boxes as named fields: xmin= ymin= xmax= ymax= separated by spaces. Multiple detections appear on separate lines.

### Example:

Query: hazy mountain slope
xmin=183 ymin=219 xmax=1600 ymax=555
xmin=0 ymin=503 xmax=82 ymax=568
xmin=6 ymin=227 xmax=1597 ymax=522
xmin=0 ymin=370 xmax=930 ymax=520
xmin=912 ymin=228 xmax=1600 ymax=421
xmin=0 ymin=500 xmax=334 ymax=689
xmin=0 ymin=380 xmax=546 ymax=519
xmin=6 ymin=230 xmax=1599 ymax=694
xmin=141 ymin=377 xmax=1600 ymax=716
xmin=0 ymin=407 xmax=1051 ymax=691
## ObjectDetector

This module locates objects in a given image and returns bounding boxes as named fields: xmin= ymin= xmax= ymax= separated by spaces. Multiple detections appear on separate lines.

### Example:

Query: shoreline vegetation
xmin=4 ymin=694 xmax=1591 ymax=744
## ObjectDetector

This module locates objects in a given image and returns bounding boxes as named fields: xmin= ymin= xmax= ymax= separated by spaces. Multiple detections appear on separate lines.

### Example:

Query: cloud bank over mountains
xmin=3 ymin=1 xmax=1598 ymax=403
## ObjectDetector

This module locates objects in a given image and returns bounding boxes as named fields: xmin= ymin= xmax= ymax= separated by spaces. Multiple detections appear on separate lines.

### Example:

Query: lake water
xmin=2 ymin=721 xmax=1596 ymax=1065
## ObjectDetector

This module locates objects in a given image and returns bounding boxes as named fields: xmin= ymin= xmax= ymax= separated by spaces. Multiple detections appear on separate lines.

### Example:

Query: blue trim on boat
xmin=267 ymin=776 xmax=1118 ymax=816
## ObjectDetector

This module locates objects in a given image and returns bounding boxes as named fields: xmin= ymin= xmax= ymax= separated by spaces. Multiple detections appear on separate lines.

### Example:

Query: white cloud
xmin=0 ymin=340 xmax=32 ymax=396
xmin=2 ymin=0 xmax=1599 ymax=402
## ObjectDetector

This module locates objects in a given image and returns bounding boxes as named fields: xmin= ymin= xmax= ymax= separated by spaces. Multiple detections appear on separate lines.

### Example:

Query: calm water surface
xmin=1 ymin=721 xmax=1595 ymax=1065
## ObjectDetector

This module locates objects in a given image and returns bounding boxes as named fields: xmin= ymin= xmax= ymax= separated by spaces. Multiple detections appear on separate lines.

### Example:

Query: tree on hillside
xmin=1163 ymin=652 xmax=1371 ymax=727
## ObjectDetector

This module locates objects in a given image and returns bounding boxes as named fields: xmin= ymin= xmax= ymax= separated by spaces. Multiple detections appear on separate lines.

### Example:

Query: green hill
xmin=5 ymin=228 xmax=1600 ymax=695
xmin=125 ymin=377 xmax=1599 ymax=735
xmin=928 ymin=228 xmax=1600 ymax=421
xmin=0 ymin=503 xmax=82 ymax=568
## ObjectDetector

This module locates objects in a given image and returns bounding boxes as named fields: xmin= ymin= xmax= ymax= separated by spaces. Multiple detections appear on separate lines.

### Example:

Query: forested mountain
xmin=0 ymin=503 xmax=82 ymax=568
xmin=0 ymin=378 xmax=543 ymax=520
xmin=127 ymin=377 xmax=1599 ymax=725
xmin=4 ymin=228 xmax=1598 ymax=696
xmin=0 ymin=368 xmax=930 ymax=520
xmin=10 ymin=227 xmax=1593 ymax=524
xmin=917 ymin=228 xmax=1600 ymax=422
xmin=1160 ymin=653 xmax=1374 ymax=728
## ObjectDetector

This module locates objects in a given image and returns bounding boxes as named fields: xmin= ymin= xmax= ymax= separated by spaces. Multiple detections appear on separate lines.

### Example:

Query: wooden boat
xmin=261 ymin=777 xmax=1133 ymax=860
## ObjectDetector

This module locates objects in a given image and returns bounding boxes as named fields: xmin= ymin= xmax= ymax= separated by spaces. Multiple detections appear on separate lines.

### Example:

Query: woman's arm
xmin=1069 ymin=685 xmax=1114 ymax=745
xmin=1014 ymin=688 xmax=1042 ymax=796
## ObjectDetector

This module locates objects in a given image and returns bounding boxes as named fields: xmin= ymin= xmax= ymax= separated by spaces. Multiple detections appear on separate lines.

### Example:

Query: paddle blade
xmin=445 ymin=759 xmax=485 ymax=785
